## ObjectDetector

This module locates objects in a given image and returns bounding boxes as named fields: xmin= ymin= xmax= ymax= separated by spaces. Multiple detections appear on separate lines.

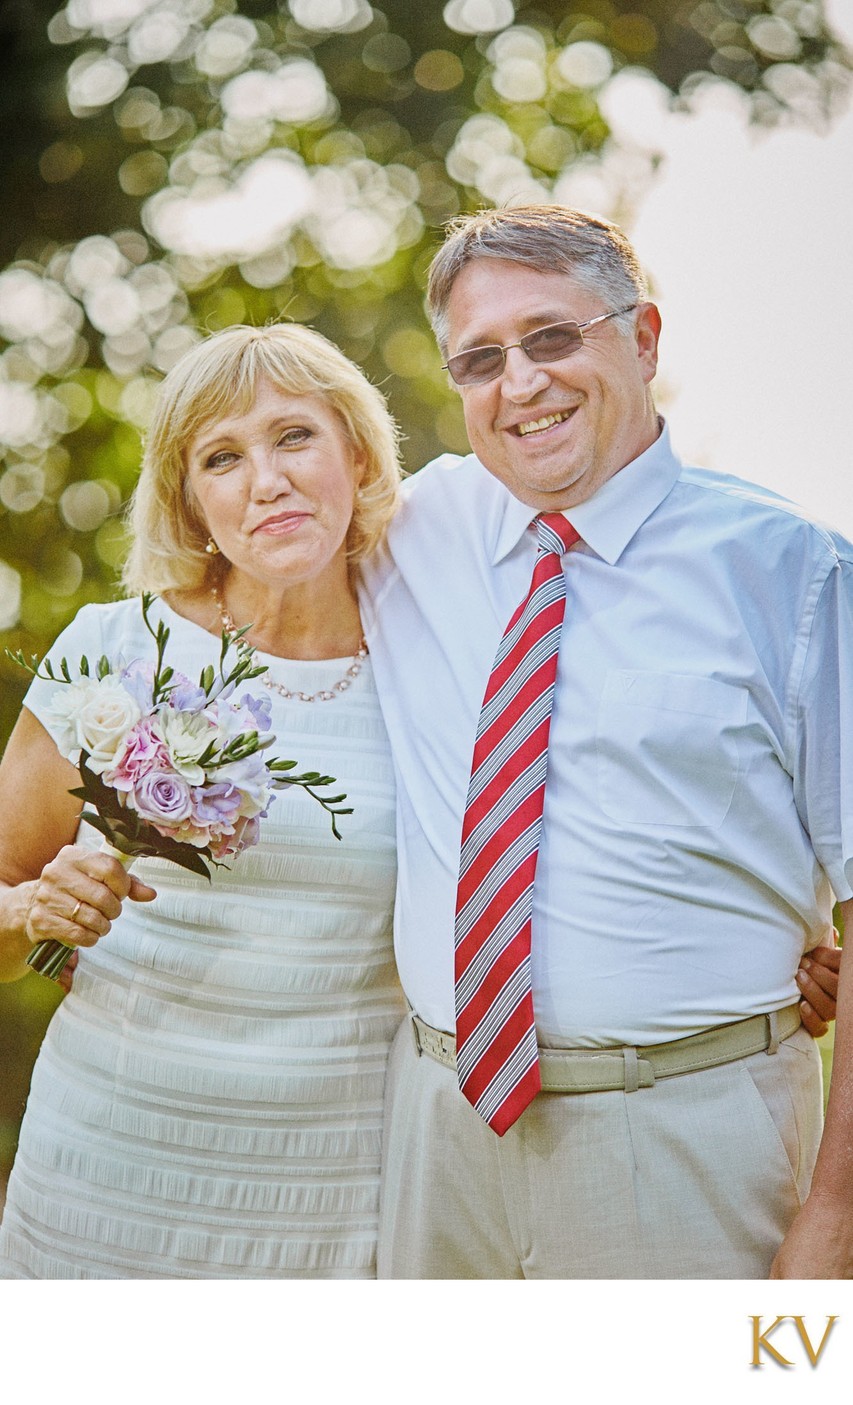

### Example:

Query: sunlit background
xmin=628 ymin=0 xmax=853 ymax=536
xmin=1 ymin=1 xmax=850 ymax=660
xmin=1 ymin=0 xmax=851 ymax=1248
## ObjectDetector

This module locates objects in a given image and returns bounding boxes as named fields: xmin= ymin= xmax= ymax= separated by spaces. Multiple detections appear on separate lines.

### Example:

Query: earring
xmin=204 ymin=537 xmax=220 ymax=556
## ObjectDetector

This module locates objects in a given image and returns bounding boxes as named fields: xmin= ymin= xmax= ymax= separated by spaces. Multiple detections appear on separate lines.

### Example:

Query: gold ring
xmin=70 ymin=899 xmax=82 ymax=924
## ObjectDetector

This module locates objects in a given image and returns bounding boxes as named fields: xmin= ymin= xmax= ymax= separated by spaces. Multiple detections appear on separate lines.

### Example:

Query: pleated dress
xmin=0 ymin=597 xmax=403 ymax=1278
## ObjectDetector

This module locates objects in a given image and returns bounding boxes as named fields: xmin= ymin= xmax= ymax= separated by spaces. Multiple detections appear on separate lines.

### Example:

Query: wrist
xmin=23 ymin=879 xmax=39 ymax=940
xmin=801 ymin=1183 xmax=853 ymax=1218
xmin=0 ymin=879 xmax=42 ymax=981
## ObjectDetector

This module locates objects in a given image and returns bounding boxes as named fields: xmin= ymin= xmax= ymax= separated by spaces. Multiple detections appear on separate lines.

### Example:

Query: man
xmin=360 ymin=205 xmax=850 ymax=1278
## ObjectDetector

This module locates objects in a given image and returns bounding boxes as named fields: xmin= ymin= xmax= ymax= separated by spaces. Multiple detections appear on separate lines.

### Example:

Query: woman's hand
xmin=797 ymin=939 xmax=842 ymax=1039
xmin=0 ymin=710 xmax=157 ymax=982
xmin=26 ymin=844 xmax=157 ymax=952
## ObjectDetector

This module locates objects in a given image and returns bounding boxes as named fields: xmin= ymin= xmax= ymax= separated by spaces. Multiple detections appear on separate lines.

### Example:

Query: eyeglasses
xmin=442 ymin=306 xmax=639 ymax=386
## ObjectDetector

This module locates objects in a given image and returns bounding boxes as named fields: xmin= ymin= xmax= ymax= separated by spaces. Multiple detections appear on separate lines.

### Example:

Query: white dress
xmin=0 ymin=598 xmax=403 ymax=1278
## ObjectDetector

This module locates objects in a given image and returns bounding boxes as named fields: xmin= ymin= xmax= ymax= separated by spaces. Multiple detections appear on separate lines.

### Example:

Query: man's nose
xmin=499 ymin=344 xmax=551 ymax=400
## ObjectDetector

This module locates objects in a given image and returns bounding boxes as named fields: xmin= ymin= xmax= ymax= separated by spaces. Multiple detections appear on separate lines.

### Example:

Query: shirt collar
xmin=490 ymin=420 xmax=683 ymax=566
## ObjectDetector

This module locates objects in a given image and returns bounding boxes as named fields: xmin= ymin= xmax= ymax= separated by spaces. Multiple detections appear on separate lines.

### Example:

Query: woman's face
xmin=185 ymin=378 xmax=364 ymax=593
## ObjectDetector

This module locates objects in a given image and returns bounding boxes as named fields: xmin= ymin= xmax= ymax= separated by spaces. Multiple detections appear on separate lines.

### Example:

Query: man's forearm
xmin=771 ymin=897 xmax=853 ymax=1277
xmin=806 ymin=898 xmax=853 ymax=1202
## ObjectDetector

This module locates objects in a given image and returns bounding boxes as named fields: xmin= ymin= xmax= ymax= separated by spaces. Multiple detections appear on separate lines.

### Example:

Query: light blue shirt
xmin=360 ymin=424 xmax=853 ymax=1044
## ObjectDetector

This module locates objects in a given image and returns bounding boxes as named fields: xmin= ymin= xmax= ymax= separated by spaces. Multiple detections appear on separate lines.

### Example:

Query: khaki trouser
xmin=376 ymin=1017 xmax=823 ymax=1279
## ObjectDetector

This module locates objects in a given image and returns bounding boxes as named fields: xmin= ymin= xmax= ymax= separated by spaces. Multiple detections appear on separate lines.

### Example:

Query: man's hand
xmin=771 ymin=1193 xmax=853 ymax=1278
xmin=797 ymin=942 xmax=842 ymax=1038
xmin=56 ymin=948 xmax=78 ymax=995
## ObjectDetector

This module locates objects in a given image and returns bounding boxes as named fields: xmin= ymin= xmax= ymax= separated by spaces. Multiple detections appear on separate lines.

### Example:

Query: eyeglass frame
xmin=441 ymin=305 xmax=639 ymax=386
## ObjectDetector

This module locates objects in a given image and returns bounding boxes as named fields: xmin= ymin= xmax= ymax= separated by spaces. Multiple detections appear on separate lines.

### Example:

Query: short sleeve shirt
xmin=360 ymin=425 xmax=853 ymax=1044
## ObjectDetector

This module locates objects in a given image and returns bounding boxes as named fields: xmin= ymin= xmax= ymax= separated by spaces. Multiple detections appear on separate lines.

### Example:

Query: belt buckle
xmin=422 ymin=1025 xmax=454 ymax=1064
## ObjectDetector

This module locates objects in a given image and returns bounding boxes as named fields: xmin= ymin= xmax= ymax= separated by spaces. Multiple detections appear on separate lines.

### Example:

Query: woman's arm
xmin=0 ymin=708 xmax=156 ymax=982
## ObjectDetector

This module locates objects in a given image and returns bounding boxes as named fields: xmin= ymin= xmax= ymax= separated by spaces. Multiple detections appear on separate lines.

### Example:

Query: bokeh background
xmin=1 ymin=0 xmax=851 ymax=1189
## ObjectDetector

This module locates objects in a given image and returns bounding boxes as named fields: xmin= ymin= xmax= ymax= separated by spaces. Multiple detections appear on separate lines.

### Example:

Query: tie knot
xmin=536 ymin=513 xmax=580 ymax=557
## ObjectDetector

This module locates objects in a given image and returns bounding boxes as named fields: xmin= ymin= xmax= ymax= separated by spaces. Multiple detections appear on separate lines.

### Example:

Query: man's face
xmin=445 ymin=258 xmax=662 ymax=511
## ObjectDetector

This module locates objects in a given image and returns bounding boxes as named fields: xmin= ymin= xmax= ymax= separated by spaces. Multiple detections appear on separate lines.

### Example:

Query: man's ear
xmin=635 ymin=301 xmax=662 ymax=385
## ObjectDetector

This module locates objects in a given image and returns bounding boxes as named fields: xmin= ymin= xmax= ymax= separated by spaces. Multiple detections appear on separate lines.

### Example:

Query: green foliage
xmin=0 ymin=973 xmax=63 ymax=1177
xmin=0 ymin=2 xmax=849 ymax=719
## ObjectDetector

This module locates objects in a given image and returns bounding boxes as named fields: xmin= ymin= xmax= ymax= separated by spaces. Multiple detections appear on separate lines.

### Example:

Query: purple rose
xmin=130 ymin=769 xmax=193 ymax=827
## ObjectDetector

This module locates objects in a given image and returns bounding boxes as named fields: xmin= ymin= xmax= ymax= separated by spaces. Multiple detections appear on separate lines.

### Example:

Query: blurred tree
xmin=0 ymin=1 xmax=849 ymax=718
xmin=0 ymin=0 xmax=849 ymax=1175
xmin=1 ymin=4 xmax=850 ymax=667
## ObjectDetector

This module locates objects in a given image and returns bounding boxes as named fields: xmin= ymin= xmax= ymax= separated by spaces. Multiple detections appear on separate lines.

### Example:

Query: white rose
xmin=46 ymin=679 xmax=92 ymax=760
xmin=157 ymin=708 xmax=216 ymax=785
xmin=48 ymin=677 xmax=143 ymax=773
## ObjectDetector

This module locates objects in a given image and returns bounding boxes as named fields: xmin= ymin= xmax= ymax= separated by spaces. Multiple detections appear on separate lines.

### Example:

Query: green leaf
xmin=5 ymin=648 xmax=40 ymax=678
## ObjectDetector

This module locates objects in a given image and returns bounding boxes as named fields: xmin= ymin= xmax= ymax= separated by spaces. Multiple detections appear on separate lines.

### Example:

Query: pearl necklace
xmin=210 ymin=582 xmax=368 ymax=703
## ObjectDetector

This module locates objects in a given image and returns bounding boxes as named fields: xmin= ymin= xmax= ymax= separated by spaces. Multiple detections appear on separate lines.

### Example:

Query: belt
xmin=410 ymin=1004 xmax=802 ymax=1094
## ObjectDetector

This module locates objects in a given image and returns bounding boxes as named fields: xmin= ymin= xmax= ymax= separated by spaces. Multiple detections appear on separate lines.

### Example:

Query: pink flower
xmin=103 ymin=719 xmax=170 ymax=793
xmin=162 ymin=819 xmax=212 ymax=849
xmin=209 ymin=815 xmax=261 ymax=859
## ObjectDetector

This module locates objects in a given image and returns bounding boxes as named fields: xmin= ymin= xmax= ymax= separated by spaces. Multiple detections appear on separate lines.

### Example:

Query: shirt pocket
xmin=595 ymin=670 xmax=748 ymax=828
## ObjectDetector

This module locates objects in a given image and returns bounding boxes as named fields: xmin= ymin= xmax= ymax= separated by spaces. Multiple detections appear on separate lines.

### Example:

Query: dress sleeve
xmin=22 ymin=603 xmax=106 ymax=750
xmin=791 ymin=553 xmax=853 ymax=901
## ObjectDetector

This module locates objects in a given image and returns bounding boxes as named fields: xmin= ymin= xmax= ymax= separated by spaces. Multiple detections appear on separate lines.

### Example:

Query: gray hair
xmin=427 ymin=205 xmax=648 ymax=355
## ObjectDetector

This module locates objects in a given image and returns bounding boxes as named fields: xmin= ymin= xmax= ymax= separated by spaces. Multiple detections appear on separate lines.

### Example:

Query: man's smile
xmin=512 ymin=408 xmax=576 ymax=438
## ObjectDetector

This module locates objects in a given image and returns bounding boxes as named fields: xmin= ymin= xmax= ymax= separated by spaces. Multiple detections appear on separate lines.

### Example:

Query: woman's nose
xmin=249 ymin=448 xmax=292 ymax=497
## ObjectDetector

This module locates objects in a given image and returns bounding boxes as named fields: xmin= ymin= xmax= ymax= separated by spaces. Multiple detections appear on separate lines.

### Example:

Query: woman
xmin=0 ymin=324 xmax=405 ymax=1278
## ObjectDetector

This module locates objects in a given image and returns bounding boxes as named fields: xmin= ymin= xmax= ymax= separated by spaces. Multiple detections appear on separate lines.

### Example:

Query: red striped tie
xmin=454 ymin=512 xmax=580 ymax=1135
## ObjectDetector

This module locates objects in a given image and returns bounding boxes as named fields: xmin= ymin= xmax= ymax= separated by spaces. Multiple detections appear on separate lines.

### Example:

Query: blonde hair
xmin=123 ymin=323 xmax=402 ymax=593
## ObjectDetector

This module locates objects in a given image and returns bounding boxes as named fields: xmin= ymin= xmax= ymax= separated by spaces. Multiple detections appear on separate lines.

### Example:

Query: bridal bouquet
xmin=11 ymin=594 xmax=351 ymax=979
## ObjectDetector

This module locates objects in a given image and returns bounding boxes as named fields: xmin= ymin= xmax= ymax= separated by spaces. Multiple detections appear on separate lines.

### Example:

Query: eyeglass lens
xmin=447 ymin=320 xmax=585 ymax=385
